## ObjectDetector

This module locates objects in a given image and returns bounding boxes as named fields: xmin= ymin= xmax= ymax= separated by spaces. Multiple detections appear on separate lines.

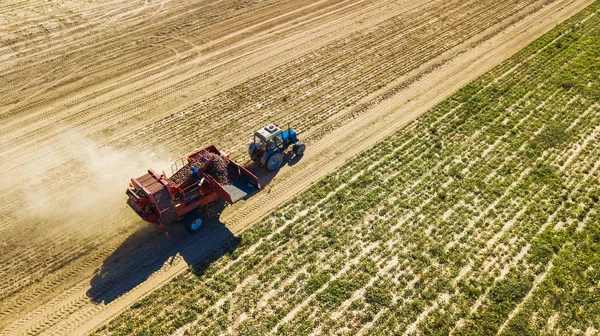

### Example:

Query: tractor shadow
xmin=246 ymin=151 xmax=303 ymax=187
xmin=87 ymin=207 xmax=239 ymax=304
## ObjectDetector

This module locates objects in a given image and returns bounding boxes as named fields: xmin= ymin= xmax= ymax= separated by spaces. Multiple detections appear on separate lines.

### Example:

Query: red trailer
xmin=126 ymin=145 xmax=260 ymax=232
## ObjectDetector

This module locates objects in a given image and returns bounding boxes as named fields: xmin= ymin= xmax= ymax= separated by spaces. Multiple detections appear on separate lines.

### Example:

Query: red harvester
xmin=126 ymin=145 xmax=260 ymax=232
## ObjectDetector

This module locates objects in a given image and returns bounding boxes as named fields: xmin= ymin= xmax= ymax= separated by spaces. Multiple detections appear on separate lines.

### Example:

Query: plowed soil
xmin=0 ymin=0 xmax=593 ymax=334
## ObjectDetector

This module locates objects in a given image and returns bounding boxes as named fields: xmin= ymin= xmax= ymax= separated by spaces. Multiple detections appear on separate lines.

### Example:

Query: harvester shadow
xmin=87 ymin=211 xmax=239 ymax=304
xmin=87 ymin=153 xmax=304 ymax=304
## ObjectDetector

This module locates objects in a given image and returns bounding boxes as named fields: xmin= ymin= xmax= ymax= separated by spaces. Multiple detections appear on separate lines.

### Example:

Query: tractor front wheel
xmin=293 ymin=142 xmax=306 ymax=156
xmin=184 ymin=211 xmax=203 ymax=233
xmin=266 ymin=153 xmax=283 ymax=171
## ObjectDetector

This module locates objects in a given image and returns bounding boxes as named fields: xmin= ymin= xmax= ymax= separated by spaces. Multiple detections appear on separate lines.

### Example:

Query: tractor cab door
xmin=262 ymin=134 xmax=282 ymax=151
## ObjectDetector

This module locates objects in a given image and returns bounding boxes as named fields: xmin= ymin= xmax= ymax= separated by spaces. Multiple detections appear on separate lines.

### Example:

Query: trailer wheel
xmin=184 ymin=212 xmax=203 ymax=233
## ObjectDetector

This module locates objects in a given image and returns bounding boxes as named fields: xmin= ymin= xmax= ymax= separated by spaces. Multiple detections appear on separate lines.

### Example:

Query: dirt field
xmin=0 ymin=0 xmax=594 ymax=334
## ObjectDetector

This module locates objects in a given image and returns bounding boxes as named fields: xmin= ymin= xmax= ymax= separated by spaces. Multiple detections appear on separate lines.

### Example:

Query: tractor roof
xmin=255 ymin=124 xmax=281 ymax=141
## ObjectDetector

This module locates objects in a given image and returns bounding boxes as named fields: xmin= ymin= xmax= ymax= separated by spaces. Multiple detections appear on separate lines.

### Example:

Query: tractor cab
xmin=248 ymin=124 xmax=305 ymax=171
xmin=253 ymin=124 xmax=283 ymax=150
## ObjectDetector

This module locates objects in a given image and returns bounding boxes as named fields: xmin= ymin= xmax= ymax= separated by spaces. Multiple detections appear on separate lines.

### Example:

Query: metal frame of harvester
xmin=126 ymin=145 xmax=260 ymax=232
xmin=127 ymin=124 xmax=304 ymax=232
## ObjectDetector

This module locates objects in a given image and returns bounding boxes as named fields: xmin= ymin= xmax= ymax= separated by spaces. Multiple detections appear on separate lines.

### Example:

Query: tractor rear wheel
xmin=184 ymin=211 xmax=203 ymax=233
xmin=266 ymin=152 xmax=283 ymax=171
xmin=293 ymin=142 xmax=306 ymax=156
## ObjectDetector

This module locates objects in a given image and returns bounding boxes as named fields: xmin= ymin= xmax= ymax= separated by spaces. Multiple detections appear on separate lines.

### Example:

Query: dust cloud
xmin=0 ymin=131 xmax=173 ymax=237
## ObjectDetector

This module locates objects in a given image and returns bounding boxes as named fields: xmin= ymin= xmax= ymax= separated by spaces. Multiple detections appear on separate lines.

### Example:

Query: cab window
xmin=273 ymin=135 xmax=284 ymax=147
xmin=266 ymin=139 xmax=275 ymax=149
xmin=254 ymin=136 xmax=266 ymax=148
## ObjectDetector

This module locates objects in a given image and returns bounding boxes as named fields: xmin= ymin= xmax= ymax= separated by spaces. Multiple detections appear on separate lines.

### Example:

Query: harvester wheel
xmin=293 ymin=142 xmax=306 ymax=156
xmin=266 ymin=152 xmax=283 ymax=171
xmin=184 ymin=211 xmax=203 ymax=233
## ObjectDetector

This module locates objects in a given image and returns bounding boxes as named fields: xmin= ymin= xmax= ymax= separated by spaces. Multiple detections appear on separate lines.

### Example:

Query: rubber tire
xmin=266 ymin=152 xmax=283 ymax=171
xmin=293 ymin=142 xmax=306 ymax=156
xmin=184 ymin=212 xmax=203 ymax=233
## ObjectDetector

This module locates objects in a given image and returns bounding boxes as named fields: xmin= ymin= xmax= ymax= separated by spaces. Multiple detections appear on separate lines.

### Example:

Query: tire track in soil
xmin=0 ymin=0 xmax=394 ymax=160
xmin=0 ymin=0 xmax=402 ymax=148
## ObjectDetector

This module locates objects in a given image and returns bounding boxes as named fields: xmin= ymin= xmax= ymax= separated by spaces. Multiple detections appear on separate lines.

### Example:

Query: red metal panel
xmin=134 ymin=172 xmax=177 ymax=224
xmin=205 ymin=175 xmax=233 ymax=204
xmin=238 ymin=165 xmax=261 ymax=189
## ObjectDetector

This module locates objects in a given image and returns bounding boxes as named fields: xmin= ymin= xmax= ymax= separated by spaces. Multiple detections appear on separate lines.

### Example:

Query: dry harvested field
xmin=96 ymin=3 xmax=600 ymax=335
xmin=0 ymin=0 xmax=596 ymax=335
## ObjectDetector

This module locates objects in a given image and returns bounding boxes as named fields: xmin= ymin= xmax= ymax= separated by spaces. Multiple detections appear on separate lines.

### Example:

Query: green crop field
xmin=95 ymin=3 xmax=600 ymax=335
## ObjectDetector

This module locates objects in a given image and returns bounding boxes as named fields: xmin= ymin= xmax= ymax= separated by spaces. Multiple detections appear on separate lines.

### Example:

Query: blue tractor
xmin=248 ymin=124 xmax=305 ymax=171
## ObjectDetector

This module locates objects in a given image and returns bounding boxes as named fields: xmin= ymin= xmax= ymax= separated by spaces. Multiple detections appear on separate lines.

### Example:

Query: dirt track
xmin=0 ymin=0 xmax=594 ymax=334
